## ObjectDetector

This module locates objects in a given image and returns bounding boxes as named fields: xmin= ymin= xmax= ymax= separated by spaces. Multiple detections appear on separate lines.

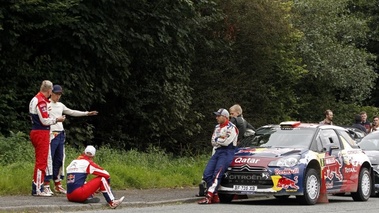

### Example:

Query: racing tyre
xmin=296 ymin=168 xmax=320 ymax=205
xmin=351 ymin=167 xmax=371 ymax=201
xmin=218 ymin=193 xmax=234 ymax=203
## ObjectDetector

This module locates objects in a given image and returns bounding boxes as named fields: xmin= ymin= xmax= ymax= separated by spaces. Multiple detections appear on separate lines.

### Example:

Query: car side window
xmin=319 ymin=129 xmax=341 ymax=150
xmin=337 ymin=129 xmax=358 ymax=148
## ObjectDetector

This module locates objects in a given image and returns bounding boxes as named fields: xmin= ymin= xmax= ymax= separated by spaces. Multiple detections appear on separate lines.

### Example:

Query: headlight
xmin=268 ymin=156 xmax=301 ymax=167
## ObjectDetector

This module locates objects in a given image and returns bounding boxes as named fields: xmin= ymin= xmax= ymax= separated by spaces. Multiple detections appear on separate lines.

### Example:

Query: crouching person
xmin=66 ymin=145 xmax=125 ymax=209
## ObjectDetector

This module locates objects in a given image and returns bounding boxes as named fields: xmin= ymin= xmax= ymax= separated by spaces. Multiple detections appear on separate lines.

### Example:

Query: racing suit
xmin=45 ymin=101 xmax=89 ymax=187
xmin=203 ymin=120 xmax=238 ymax=198
xmin=29 ymin=92 xmax=57 ymax=194
xmin=66 ymin=154 xmax=116 ymax=204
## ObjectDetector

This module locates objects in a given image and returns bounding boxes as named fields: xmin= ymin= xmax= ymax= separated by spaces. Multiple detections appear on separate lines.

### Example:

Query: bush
xmin=0 ymin=131 xmax=34 ymax=165
xmin=0 ymin=135 xmax=208 ymax=195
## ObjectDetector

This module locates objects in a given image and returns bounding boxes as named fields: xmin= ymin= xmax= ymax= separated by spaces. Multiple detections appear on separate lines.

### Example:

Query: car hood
xmin=362 ymin=150 xmax=379 ymax=165
xmin=232 ymin=147 xmax=305 ymax=167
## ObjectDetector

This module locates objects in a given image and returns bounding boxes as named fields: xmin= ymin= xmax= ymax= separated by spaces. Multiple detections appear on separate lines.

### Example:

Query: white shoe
xmin=54 ymin=185 xmax=67 ymax=194
xmin=43 ymin=186 xmax=54 ymax=196
xmin=109 ymin=196 xmax=125 ymax=209
xmin=32 ymin=191 xmax=53 ymax=197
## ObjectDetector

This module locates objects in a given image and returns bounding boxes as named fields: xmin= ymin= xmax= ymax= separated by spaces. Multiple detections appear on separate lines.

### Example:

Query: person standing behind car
xmin=29 ymin=80 xmax=66 ymax=196
xmin=198 ymin=108 xmax=238 ymax=204
xmin=360 ymin=111 xmax=371 ymax=133
xmin=43 ymin=85 xmax=99 ymax=195
xmin=371 ymin=116 xmax=379 ymax=132
xmin=352 ymin=114 xmax=367 ymax=133
xmin=320 ymin=109 xmax=333 ymax=125
xmin=229 ymin=104 xmax=255 ymax=146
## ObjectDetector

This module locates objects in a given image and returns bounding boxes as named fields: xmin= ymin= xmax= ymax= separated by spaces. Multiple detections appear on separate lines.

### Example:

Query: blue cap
xmin=52 ymin=85 xmax=63 ymax=94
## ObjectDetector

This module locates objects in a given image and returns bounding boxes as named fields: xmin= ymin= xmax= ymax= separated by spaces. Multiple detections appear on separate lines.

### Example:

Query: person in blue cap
xmin=43 ymin=85 xmax=99 ymax=195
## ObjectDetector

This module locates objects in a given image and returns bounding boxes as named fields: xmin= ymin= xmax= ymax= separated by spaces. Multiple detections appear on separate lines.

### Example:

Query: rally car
xmin=218 ymin=121 xmax=374 ymax=205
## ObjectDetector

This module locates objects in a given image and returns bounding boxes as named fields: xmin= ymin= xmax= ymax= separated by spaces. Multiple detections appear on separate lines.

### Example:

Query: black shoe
xmin=196 ymin=181 xmax=206 ymax=197
xmin=83 ymin=197 xmax=100 ymax=203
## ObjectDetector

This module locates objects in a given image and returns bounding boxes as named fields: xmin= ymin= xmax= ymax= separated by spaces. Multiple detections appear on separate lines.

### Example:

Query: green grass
xmin=0 ymin=132 xmax=209 ymax=195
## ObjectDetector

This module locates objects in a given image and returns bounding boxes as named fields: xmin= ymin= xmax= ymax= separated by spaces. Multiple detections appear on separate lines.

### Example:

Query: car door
xmin=319 ymin=129 xmax=344 ymax=191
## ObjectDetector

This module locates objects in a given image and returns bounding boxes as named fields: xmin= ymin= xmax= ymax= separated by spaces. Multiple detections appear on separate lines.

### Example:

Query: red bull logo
xmin=324 ymin=157 xmax=343 ymax=181
xmin=277 ymin=176 xmax=299 ymax=190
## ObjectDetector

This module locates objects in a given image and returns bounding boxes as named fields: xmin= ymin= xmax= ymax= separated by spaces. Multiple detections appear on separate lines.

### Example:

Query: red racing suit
xmin=66 ymin=154 xmax=116 ymax=204
xmin=29 ymin=92 xmax=57 ymax=194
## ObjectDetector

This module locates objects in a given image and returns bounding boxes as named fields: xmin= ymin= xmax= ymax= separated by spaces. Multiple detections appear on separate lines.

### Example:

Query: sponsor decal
xmin=229 ymin=173 xmax=270 ymax=181
xmin=67 ymin=174 xmax=75 ymax=183
xmin=274 ymin=168 xmax=300 ymax=175
xmin=234 ymin=157 xmax=260 ymax=164
xmin=277 ymin=176 xmax=299 ymax=190
xmin=41 ymin=106 xmax=47 ymax=113
xmin=324 ymin=158 xmax=343 ymax=181
xmin=345 ymin=167 xmax=357 ymax=173
xmin=325 ymin=181 xmax=333 ymax=189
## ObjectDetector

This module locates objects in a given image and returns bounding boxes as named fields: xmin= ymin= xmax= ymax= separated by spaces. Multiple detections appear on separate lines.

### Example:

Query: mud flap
xmin=317 ymin=169 xmax=329 ymax=203
xmin=371 ymin=167 xmax=376 ymax=197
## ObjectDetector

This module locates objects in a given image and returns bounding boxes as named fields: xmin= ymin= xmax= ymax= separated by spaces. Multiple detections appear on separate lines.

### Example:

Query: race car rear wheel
xmin=296 ymin=168 xmax=320 ymax=205
xmin=352 ymin=167 xmax=371 ymax=201
xmin=218 ymin=193 xmax=234 ymax=203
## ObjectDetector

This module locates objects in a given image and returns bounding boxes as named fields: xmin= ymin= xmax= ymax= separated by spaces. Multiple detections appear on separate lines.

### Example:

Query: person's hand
xmin=56 ymin=115 xmax=66 ymax=122
xmin=88 ymin=111 xmax=99 ymax=116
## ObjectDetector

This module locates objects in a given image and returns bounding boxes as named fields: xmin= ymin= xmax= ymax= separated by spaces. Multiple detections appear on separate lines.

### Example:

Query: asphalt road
xmin=66 ymin=195 xmax=379 ymax=213
xmin=0 ymin=187 xmax=199 ymax=213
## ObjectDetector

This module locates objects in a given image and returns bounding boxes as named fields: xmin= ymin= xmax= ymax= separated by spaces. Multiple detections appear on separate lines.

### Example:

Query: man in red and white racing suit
xmin=66 ymin=146 xmax=125 ymax=209
xmin=29 ymin=80 xmax=66 ymax=196
xmin=198 ymin=108 xmax=238 ymax=204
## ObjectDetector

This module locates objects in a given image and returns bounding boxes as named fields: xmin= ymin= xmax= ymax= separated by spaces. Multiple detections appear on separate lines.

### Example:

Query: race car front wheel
xmin=296 ymin=168 xmax=320 ymax=205
xmin=352 ymin=167 xmax=371 ymax=201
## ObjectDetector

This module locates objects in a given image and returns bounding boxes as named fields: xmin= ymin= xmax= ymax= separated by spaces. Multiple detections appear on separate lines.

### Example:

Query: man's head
xmin=360 ymin=111 xmax=368 ymax=122
xmin=84 ymin=145 xmax=96 ymax=157
xmin=51 ymin=85 xmax=63 ymax=102
xmin=229 ymin=104 xmax=242 ymax=118
xmin=355 ymin=114 xmax=362 ymax=123
xmin=373 ymin=116 xmax=379 ymax=125
xmin=324 ymin=109 xmax=333 ymax=121
xmin=40 ymin=80 xmax=53 ymax=98
xmin=213 ymin=108 xmax=229 ymax=124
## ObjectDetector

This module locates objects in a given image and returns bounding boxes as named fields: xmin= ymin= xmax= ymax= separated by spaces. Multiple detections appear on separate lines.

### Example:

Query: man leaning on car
xmin=198 ymin=108 xmax=238 ymax=204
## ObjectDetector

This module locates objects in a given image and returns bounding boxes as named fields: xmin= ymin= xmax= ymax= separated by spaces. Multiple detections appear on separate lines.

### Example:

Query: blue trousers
xmin=45 ymin=131 xmax=65 ymax=182
xmin=203 ymin=148 xmax=234 ymax=194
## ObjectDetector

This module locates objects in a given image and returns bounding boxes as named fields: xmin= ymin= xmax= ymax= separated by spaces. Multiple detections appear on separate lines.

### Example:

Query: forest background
xmin=1 ymin=0 xmax=379 ymax=156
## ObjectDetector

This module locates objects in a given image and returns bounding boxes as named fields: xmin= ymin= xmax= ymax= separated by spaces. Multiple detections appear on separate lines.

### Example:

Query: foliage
xmin=0 ymin=132 xmax=34 ymax=165
xmin=0 ymin=137 xmax=208 ymax=195
xmin=0 ymin=0 xmax=379 ymax=155
xmin=292 ymin=0 xmax=377 ymax=120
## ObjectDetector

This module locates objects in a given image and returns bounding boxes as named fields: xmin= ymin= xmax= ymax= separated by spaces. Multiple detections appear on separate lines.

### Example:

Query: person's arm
xmin=88 ymin=161 xmax=110 ymax=179
xmin=215 ymin=124 xmax=238 ymax=146
xmin=211 ymin=125 xmax=220 ymax=148
xmin=36 ymin=101 xmax=59 ymax=126
xmin=62 ymin=103 xmax=98 ymax=117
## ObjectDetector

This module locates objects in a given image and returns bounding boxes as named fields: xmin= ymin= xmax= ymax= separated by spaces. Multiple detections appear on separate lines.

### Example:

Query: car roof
xmin=278 ymin=121 xmax=346 ymax=130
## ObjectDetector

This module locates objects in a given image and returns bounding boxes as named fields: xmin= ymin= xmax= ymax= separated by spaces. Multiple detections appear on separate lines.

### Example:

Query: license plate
xmin=233 ymin=185 xmax=257 ymax=191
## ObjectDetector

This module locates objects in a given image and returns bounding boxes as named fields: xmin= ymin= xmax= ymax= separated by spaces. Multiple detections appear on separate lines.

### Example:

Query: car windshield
xmin=359 ymin=133 xmax=379 ymax=150
xmin=253 ymin=128 xmax=316 ymax=148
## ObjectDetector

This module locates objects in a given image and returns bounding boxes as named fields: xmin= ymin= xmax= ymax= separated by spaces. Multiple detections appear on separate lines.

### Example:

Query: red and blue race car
xmin=218 ymin=121 xmax=374 ymax=205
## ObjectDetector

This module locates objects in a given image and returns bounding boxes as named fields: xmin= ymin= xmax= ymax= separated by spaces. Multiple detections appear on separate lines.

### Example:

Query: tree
xmin=292 ymin=0 xmax=377 ymax=122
